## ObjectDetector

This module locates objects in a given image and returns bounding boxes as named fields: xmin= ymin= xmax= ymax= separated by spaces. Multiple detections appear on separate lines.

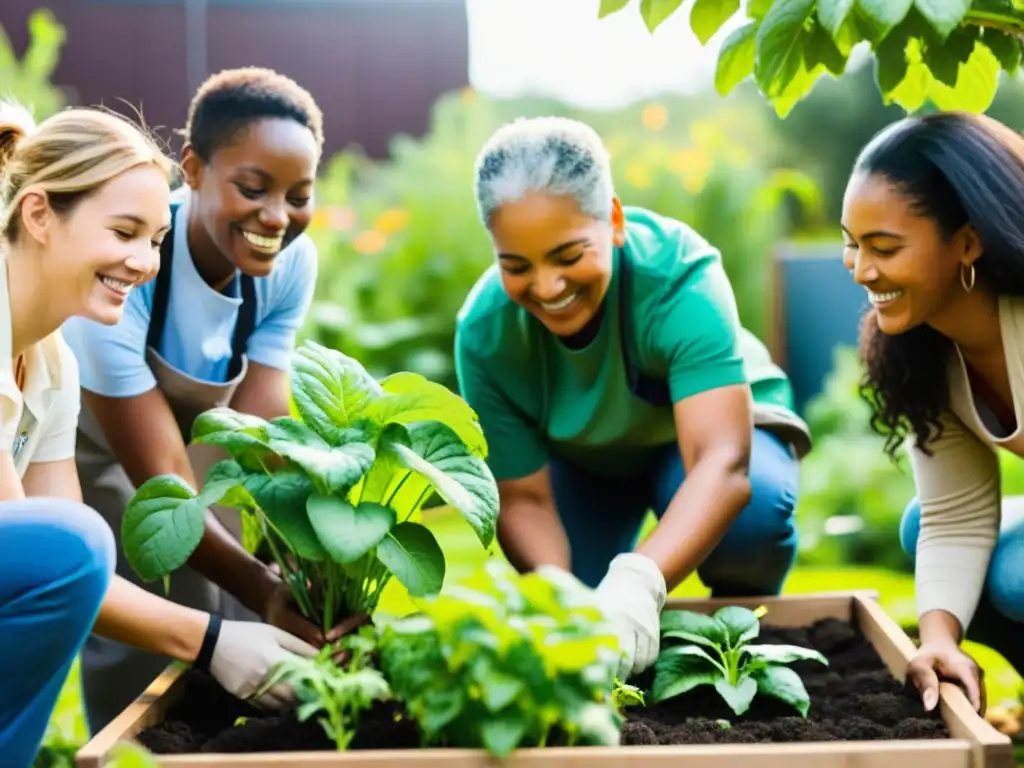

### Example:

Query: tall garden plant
xmin=121 ymin=341 xmax=499 ymax=631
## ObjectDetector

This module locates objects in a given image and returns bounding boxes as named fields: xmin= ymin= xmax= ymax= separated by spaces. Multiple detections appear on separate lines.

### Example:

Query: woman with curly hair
xmin=843 ymin=110 xmax=1024 ymax=716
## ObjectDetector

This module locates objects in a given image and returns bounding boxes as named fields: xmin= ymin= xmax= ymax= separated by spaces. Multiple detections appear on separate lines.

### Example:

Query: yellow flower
xmin=373 ymin=207 xmax=410 ymax=235
xmin=624 ymin=160 xmax=652 ymax=190
xmin=668 ymin=148 xmax=712 ymax=178
xmin=352 ymin=230 xmax=387 ymax=256
xmin=641 ymin=103 xmax=668 ymax=131
xmin=461 ymin=86 xmax=477 ymax=102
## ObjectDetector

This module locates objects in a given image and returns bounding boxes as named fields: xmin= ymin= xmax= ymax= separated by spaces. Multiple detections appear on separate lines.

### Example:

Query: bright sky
xmin=464 ymin=0 xmax=744 ymax=109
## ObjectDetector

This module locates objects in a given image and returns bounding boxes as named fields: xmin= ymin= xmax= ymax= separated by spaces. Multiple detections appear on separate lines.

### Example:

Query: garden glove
xmin=209 ymin=619 xmax=319 ymax=709
xmin=594 ymin=553 xmax=667 ymax=681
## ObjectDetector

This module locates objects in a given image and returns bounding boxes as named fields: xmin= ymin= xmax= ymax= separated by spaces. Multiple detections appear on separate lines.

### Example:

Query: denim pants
xmin=550 ymin=427 xmax=800 ymax=593
xmin=0 ymin=498 xmax=115 ymax=768
xmin=900 ymin=498 xmax=1024 ymax=673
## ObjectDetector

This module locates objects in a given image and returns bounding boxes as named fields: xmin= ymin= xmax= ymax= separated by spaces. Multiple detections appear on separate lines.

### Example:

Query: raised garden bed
xmin=76 ymin=590 xmax=1013 ymax=768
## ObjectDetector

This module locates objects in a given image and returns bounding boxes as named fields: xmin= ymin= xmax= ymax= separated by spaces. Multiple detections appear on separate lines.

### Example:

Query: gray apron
xmin=78 ymin=204 xmax=261 ymax=734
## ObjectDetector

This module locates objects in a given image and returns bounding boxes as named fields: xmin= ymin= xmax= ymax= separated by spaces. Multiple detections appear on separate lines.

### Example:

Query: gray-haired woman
xmin=454 ymin=116 xmax=811 ymax=680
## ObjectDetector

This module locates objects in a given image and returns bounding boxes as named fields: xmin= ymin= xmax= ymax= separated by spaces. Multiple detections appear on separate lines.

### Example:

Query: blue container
xmin=771 ymin=240 xmax=871 ymax=415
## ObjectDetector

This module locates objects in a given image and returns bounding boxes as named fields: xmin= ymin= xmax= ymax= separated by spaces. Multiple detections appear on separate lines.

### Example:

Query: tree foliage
xmin=598 ymin=0 xmax=1024 ymax=116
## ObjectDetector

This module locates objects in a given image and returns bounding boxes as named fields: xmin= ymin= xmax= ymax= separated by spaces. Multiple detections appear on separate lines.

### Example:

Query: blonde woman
xmin=0 ymin=104 xmax=316 ymax=768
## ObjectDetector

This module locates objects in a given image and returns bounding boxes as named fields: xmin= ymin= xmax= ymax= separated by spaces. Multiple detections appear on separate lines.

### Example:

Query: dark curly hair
xmin=853 ymin=111 xmax=1024 ymax=460
xmin=183 ymin=66 xmax=323 ymax=162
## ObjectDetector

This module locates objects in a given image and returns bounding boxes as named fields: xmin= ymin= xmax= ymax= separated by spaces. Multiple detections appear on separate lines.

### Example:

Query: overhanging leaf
xmin=817 ymin=0 xmax=855 ymax=36
xmin=690 ymin=0 xmax=740 ymax=44
xmin=714 ymin=21 xmax=757 ymax=96
xmin=376 ymin=521 xmax=445 ymax=597
xmin=754 ymin=0 xmax=816 ymax=97
xmin=306 ymin=494 xmax=395 ymax=564
xmin=914 ymin=0 xmax=970 ymax=41
xmin=385 ymin=421 xmax=498 ymax=549
xmin=855 ymin=0 xmax=914 ymax=42
xmin=640 ymin=0 xmax=684 ymax=32
xmin=598 ymin=0 xmax=631 ymax=19
xmin=927 ymin=35 xmax=1001 ymax=112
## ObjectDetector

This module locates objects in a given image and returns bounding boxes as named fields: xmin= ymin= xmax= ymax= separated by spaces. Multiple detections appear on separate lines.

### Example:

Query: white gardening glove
xmin=593 ymin=553 xmax=667 ymax=681
xmin=209 ymin=619 xmax=319 ymax=710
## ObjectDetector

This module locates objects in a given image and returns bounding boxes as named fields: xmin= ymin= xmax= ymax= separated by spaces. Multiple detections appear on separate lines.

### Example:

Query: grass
xmin=40 ymin=509 xmax=1023 ymax=763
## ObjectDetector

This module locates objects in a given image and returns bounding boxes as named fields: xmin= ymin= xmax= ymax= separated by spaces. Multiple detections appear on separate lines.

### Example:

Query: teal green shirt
xmin=454 ymin=206 xmax=797 ymax=480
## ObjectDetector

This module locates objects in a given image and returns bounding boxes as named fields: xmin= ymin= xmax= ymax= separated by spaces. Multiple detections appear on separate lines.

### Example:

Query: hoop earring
xmin=961 ymin=262 xmax=976 ymax=293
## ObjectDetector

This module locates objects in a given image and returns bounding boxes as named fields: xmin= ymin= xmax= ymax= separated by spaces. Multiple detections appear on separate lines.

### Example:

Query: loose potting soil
xmin=135 ymin=617 xmax=950 ymax=753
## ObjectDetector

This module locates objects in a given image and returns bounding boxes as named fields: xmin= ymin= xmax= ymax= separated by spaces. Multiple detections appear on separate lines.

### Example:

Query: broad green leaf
xmin=123 ymin=475 xmax=234 ymax=581
xmin=191 ymin=424 xmax=273 ymax=471
xmin=376 ymin=521 xmax=445 ymax=597
xmin=855 ymin=0 xmax=913 ymax=42
xmin=804 ymin=20 xmax=848 ymax=75
xmin=753 ymin=664 xmax=812 ymax=716
xmin=714 ymin=606 xmax=760 ymax=646
xmin=385 ymin=421 xmax=498 ymax=549
xmin=744 ymin=643 xmax=828 ymax=665
xmin=660 ymin=609 xmax=728 ymax=647
xmin=270 ymin=426 xmax=375 ymax=493
xmin=715 ymin=21 xmax=757 ymax=96
xmin=928 ymin=36 xmax=1001 ymax=113
xmin=245 ymin=471 xmax=327 ymax=561
xmin=715 ymin=675 xmax=758 ymax=715
xmin=873 ymin=18 xmax=912 ymax=92
xmin=290 ymin=341 xmax=383 ymax=443
xmin=922 ymin=24 xmax=977 ymax=86
xmin=480 ymin=712 xmax=530 ymax=758
xmin=419 ymin=687 xmax=465 ymax=734
xmin=914 ymin=0 xmax=970 ymax=40
xmin=755 ymin=0 xmax=816 ymax=96
xmin=883 ymin=39 xmax=931 ymax=110
xmin=746 ymin=0 xmax=773 ymax=20
xmin=598 ymin=0 xmax=631 ymax=18
xmin=651 ymin=644 xmax=720 ymax=702
xmin=474 ymin=661 xmax=524 ymax=712
xmin=240 ymin=508 xmax=263 ymax=554
xmin=191 ymin=407 xmax=269 ymax=441
xmin=640 ymin=0 xmax=684 ymax=33
xmin=306 ymin=494 xmax=395 ymax=564
xmin=360 ymin=371 xmax=487 ymax=458
xmin=690 ymin=0 xmax=740 ymax=44
xmin=204 ymin=459 xmax=253 ymax=508
xmin=817 ymin=0 xmax=855 ymax=36
xmin=982 ymin=28 xmax=1022 ymax=73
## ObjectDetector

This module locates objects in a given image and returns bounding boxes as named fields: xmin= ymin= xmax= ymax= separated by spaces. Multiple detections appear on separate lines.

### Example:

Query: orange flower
xmin=373 ymin=208 xmax=410 ymax=235
xmin=641 ymin=104 xmax=668 ymax=131
xmin=352 ymin=230 xmax=387 ymax=256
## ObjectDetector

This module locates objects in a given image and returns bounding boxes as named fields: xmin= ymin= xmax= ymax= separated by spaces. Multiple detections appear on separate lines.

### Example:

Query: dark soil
xmin=137 ymin=618 xmax=949 ymax=753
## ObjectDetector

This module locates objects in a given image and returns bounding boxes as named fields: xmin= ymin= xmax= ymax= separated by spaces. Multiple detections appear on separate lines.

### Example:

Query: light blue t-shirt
xmin=62 ymin=194 xmax=319 ymax=397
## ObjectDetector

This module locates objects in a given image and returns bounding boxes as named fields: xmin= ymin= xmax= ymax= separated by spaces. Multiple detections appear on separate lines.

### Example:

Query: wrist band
xmin=193 ymin=613 xmax=222 ymax=673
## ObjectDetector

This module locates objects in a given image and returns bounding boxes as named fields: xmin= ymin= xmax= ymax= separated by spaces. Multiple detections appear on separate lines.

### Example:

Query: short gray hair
xmin=473 ymin=116 xmax=614 ymax=228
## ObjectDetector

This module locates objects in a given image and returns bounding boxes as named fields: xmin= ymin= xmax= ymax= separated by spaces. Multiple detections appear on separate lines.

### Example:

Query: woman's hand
xmin=908 ymin=639 xmax=985 ymax=715
xmin=260 ymin=574 xmax=371 ymax=649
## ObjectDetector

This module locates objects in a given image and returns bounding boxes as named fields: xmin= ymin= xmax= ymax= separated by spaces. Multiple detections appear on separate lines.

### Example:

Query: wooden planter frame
xmin=76 ymin=590 xmax=1014 ymax=768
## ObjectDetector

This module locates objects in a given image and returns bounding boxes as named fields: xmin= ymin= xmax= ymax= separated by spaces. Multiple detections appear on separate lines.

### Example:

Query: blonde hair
xmin=0 ymin=101 xmax=175 ymax=242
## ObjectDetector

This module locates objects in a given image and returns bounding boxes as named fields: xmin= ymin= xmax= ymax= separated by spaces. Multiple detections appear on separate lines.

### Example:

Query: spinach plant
xmin=652 ymin=606 xmax=828 ymax=717
xmin=376 ymin=559 xmax=623 ymax=757
xmin=261 ymin=627 xmax=389 ymax=750
xmin=121 ymin=341 xmax=499 ymax=630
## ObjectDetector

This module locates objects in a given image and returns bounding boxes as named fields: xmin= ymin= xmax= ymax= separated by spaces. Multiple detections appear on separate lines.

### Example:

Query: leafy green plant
xmin=599 ymin=0 xmax=1024 ymax=116
xmin=0 ymin=9 xmax=69 ymax=122
xmin=261 ymin=627 xmax=390 ymax=750
xmin=121 ymin=340 xmax=499 ymax=630
xmin=652 ymin=606 xmax=828 ymax=717
xmin=611 ymin=679 xmax=646 ymax=711
xmin=375 ymin=559 xmax=623 ymax=757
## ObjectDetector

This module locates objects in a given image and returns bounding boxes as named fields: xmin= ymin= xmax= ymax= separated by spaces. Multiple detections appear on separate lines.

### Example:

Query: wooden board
xmin=75 ymin=591 xmax=1012 ymax=768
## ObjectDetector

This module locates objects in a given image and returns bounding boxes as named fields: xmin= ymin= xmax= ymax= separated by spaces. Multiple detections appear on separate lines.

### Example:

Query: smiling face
xmin=183 ymin=116 xmax=319 ymax=281
xmin=488 ymin=192 xmax=624 ymax=337
xmin=23 ymin=164 xmax=170 ymax=325
xmin=841 ymin=171 xmax=980 ymax=336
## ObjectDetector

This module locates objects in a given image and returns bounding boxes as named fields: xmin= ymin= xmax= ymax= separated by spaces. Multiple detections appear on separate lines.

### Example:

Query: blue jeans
xmin=551 ymin=427 xmax=800 ymax=593
xmin=0 ymin=498 xmax=115 ymax=768
xmin=900 ymin=499 xmax=1024 ymax=673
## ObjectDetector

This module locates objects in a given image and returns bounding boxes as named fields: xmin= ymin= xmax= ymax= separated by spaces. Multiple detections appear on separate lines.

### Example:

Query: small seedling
xmin=611 ymin=678 xmax=646 ymax=711
xmin=652 ymin=606 xmax=827 ymax=717
xmin=261 ymin=627 xmax=390 ymax=750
